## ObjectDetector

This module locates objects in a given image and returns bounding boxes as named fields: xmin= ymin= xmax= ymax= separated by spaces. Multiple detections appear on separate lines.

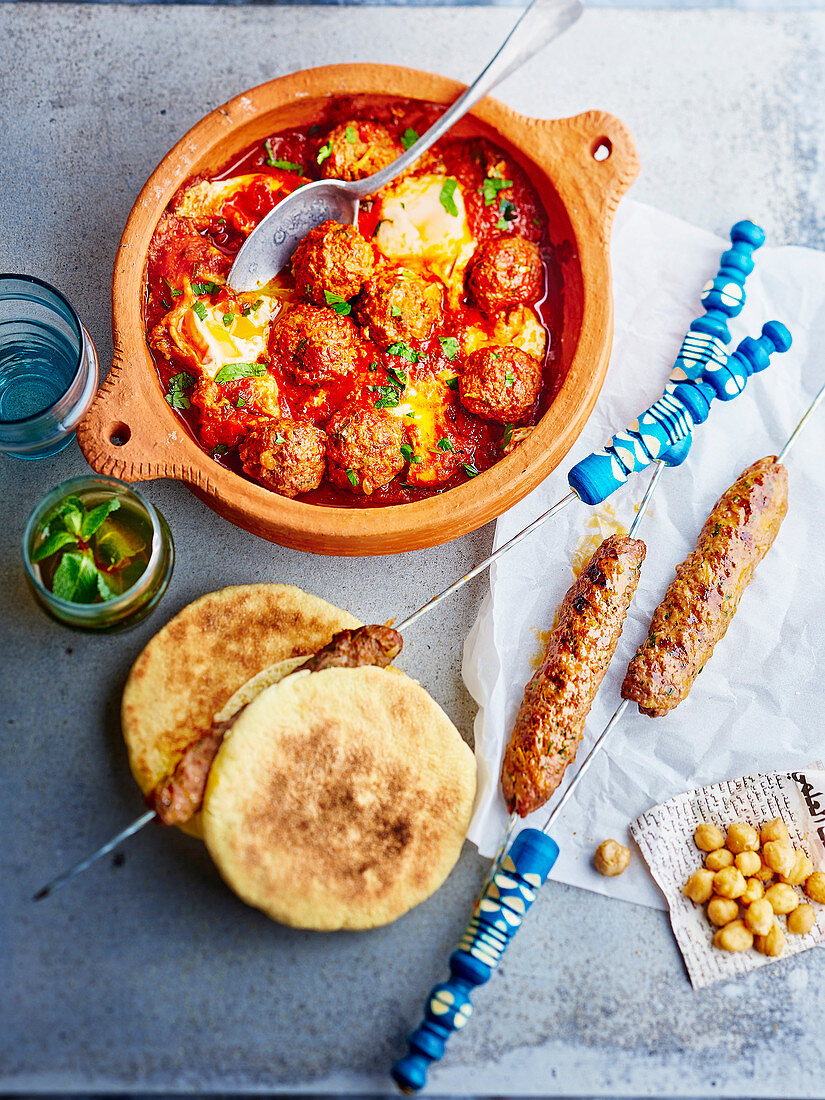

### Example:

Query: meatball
xmin=291 ymin=220 xmax=375 ymax=307
xmin=271 ymin=303 xmax=362 ymax=386
xmin=239 ymin=419 xmax=326 ymax=498
xmin=356 ymin=268 xmax=443 ymax=348
xmin=325 ymin=404 xmax=405 ymax=494
xmin=318 ymin=121 xmax=402 ymax=183
xmin=468 ymin=236 xmax=542 ymax=315
xmin=459 ymin=345 xmax=542 ymax=423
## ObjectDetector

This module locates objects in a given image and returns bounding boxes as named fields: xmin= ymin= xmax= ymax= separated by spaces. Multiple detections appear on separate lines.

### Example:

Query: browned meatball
xmin=318 ymin=121 xmax=403 ymax=183
xmin=291 ymin=220 xmax=375 ymax=306
xmin=271 ymin=303 xmax=362 ymax=386
xmin=325 ymin=404 xmax=405 ymax=494
xmin=459 ymin=345 xmax=542 ymax=423
xmin=239 ymin=419 xmax=326 ymax=498
xmin=468 ymin=236 xmax=542 ymax=315
xmin=357 ymin=268 xmax=442 ymax=348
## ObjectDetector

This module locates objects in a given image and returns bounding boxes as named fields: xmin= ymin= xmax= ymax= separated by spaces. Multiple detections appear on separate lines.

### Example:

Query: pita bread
xmin=121 ymin=584 xmax=360 ymax=837
xmin=202 ymin=666 xmax=476 ymax=930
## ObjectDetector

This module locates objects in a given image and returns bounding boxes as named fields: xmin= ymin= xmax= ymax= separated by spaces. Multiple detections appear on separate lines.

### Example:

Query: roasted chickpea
xmin=755 ymin=922 xmax=785 ymax=957
xmin=726 ymin=822 xmax=759 ymax=854
xmin=754 ymin=862 xmax=775 ymax=884
xmin=705 ymin=848 xmax=734 ymax=871
xmin=740 ymin=878 xmax=764 ymax=906
xmin=713 ymin=919 xmax=753 ymax=953
xmin=780 ymin=850 xmax=814 ymax=886
xmin=762 ymin=841 xmax=796 ymax=877
xmin=765 ymin=882 xmax=799 ymax=915
xmin=683 ymin=868 xmax=715 ymax=904
xmin=744 ymin=897 xmax=774 ymax=936
xmin=761 ymin=817 xmax=791 ymax=846
xmin=735 ymin=850 xmax=761 ymax=877
xmin=713 ymin=866 xmax=747 ymax=899
xmin=594 ymin=839 xmax=630 ymax=877
xmin=707 ymin=896 xmax=739 ymax=927
xmin=787 ymin=903 xmax=816 ymax=936
xmin=805 ymin=871 xmax=825 ymax=903
xmin=694 ymin=823 xmax=725 ymax=852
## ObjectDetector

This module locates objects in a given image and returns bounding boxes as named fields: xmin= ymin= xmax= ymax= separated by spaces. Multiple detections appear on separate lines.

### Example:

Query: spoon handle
xmin=348 ymin=0 xmax=584 ymax=199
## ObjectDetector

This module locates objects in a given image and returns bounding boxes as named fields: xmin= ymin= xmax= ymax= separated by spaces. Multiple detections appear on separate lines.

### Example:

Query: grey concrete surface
xmin=2 ymin=4 xmax=825 ymax=1096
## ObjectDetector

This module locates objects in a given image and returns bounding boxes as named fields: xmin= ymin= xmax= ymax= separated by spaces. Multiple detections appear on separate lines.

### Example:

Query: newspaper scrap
xmin=630 ymin=769 xmax=825 ymax=989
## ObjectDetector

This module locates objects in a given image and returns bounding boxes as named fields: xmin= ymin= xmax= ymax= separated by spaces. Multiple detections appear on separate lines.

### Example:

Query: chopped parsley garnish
xmin=497 ymin=198 xmax=517 ymax=230
xmin=345 ymin=125 xmax=357 ymax=144
xmin=240 ymin=299 xmax=263 ymax=318
xmin=236 ymin=396 xmax=247 ymax=409
xmin=712 ymin=523 xmax=721 ymax=537
xmin=214 ymin=362 xmax=266 ymax=384
xmin=438 ymin=336 xmax=459 ymax=361
xmin=161 ymin=299 xmax=171 ymax=310
xmin=222 ymin=312 xmax=235 ymax=329
xmin=163 ymin=277 xmax=183 ymax=297
xmin=462 ymin=462 xmax=480 ymax=478
xmin=390 ymin=304 xmax=402 ymax=318
xmin=532 ymin=214 xmax=542 ymax=228
xmin=501 ymin=423 xmax=514 ymax=449
xmin=191 ymin=301 xmax=208 ymax=321
xmin=316 ymin=142 xmax=332 ymax=165
xmin=437 ymin=437 xmax=454 ymax=452
xmin=386 ymin=342 xmax=420 ymax=364
xmin=504 ymin=369 xmax=516 ymax=388
xmin=386 ymin=365 xmax=408 ymax=389
xmin=400 ymin=444 xmax=414 ymax=462
xmin=164 ymin=371 xmax=195 ymax=409
xmin=190 ymin=280 xmax=221 ymax=296
xmin=445 ymin=375 xmax=460 ymax=391
xmin=480 ymin=177 xmax=513 ymax=206
xmin=273 ymin=158 xmax=303 ymax=172
xmin=372 ymin=386 xmax=401 ymax=410
xmin=273 ymin=431 xmax=286 ymax=445
xmin=439 ymin=178 xmax=459 ymax=217
xmin=401 ymin=127 xmax=419 ymax=150
xmin=324 ymin=290 xmax=352 ymax=316
xmin=210 ymin=445 xmax=229 ymax=457
xmin=368 ymin=361 xmax=378 ymax=371
xmin=345 ymin=468 xmax=359 ymax=488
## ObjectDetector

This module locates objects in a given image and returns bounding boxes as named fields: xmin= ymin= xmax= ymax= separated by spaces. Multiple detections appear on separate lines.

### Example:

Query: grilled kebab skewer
xmin=392 ymin=381 xmax=824 ymax=1094
xmin=34 ymin=625 xmax=402 ymax=899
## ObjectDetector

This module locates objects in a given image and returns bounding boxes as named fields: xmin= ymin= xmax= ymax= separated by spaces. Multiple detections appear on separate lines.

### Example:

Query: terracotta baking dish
xmin=77 ymin=63 xmax=639 ymax=556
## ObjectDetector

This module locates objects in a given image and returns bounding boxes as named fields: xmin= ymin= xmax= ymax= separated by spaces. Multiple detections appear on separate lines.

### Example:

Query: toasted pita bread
xmin=202 ymin=666 xmax=476 ymax=930
xmin=121 ymin=584 xmax=360 ymax=837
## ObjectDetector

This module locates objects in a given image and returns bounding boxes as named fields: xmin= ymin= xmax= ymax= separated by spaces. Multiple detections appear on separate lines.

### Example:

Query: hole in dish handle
xmin=575 ymin=110 xmax=640 ymax=226
xmin=76 ymin=356 xmax=173 ymax=482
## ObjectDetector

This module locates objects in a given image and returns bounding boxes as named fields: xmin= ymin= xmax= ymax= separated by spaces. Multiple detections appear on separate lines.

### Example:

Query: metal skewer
xmin=392 ymin=379 xmax=825 ymax=1095
xmin=32 ymin=222 xmax=782 ymax=903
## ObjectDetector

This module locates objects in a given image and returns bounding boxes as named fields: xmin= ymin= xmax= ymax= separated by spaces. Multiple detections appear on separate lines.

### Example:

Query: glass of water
xmin=0 ymin=274 xmax=99 ymax=459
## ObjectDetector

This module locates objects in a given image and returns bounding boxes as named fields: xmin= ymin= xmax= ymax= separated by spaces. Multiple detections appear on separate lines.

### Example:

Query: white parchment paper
xmin=463 ymin=199 xmax=825 ymax=910
xmin=631 ymin=769 xmax=825 ymax=987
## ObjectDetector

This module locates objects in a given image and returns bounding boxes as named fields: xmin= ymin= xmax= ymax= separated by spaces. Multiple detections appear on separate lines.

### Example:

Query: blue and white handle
xmin=568 ymin=221 xmax=791 ymax=505
xmin=391 ymin=829 xmax=559 ymax=1093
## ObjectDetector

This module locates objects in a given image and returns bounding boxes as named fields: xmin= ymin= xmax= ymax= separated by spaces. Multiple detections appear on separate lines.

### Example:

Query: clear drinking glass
xmin=0 ymin=274 xmax=99 ymax=459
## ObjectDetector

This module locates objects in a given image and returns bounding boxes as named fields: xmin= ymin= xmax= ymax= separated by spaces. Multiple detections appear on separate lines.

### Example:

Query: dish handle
xmin=545 ymin=109 xmax=640 ymax=231
xmin=76 ymin=350 xmax=194 ymax=485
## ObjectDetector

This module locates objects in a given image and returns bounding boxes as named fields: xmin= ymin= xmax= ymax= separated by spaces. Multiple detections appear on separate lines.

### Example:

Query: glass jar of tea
xmin=22 ymin=476 xmax=174 ymax=631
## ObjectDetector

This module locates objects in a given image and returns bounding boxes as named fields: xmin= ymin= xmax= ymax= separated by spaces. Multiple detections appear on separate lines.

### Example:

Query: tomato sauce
xmin=144 ymin=96 xmax=564 ymax=509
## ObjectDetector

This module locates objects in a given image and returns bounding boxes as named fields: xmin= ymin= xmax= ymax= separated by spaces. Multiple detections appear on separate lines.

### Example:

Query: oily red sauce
xmin=145 ymin=96 xmax=564 ymax=508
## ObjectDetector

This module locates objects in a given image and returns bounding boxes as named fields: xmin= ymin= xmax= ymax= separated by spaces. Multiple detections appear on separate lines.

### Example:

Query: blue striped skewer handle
xmin=568 ymin=220 xmax=783 ymax=506
xmin=391 ymin=829 xmax=559 ymax=1094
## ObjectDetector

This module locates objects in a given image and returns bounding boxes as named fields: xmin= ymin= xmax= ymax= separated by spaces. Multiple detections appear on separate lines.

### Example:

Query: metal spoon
xmin=228 ymin=0 xmax=583 ymax=291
